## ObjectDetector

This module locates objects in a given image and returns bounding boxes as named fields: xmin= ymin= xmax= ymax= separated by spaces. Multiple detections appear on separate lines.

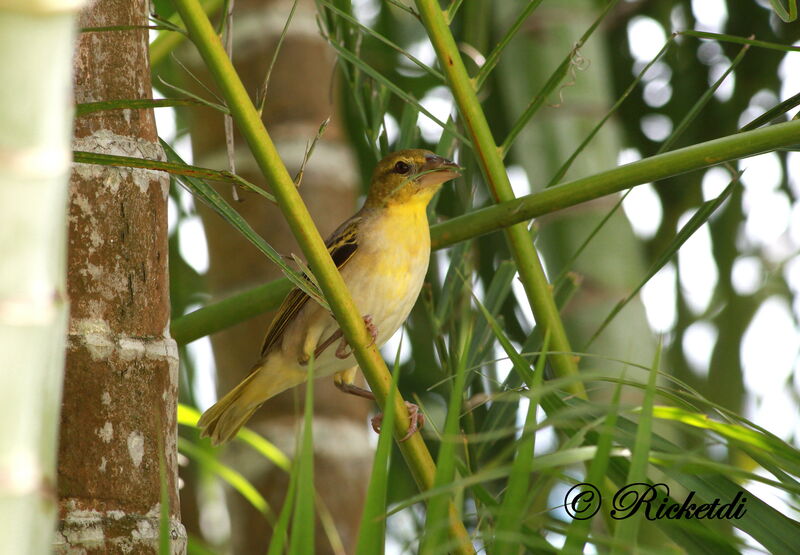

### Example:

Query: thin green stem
xmin=661 ymin=41 xmax=750 ymax=153
xmin=500 ymin=0 xmax=618 ymax=157
xmin=323 ymin=36 xmax=470 ymax=145
xmin=150 ymin=0 xmax=224 ymax=69
xmin=585 ymin=177 xmax=738 ymax=350
xmin=415 ymin=0 xmax=584 ymax=398
xmin=256 ymin=0 xmax=297 ymax=115
xmin=475 ymin=0 xmax=544 ymax=90
xmin=76 ymin=97 xmax=227 ymax=116
xmin=547 ymin=37 xmax=747 ymax=303
xmin=545 ymin=35 xmax=676 ymax=188
xmin=317 ymin=0 xmax=444 ymax=82
xmin=680 ymin=29 xmax=800 ymax=52
xmin=769 ymin=0 xmax=797 ymax=22
xmin=73 ymin=150 xmax=268 ymax=199
xmin=386 ymin=0 xmax=418 ymax=19
xmin=740 ymin=90 xmax=800 ymax=131
xmin=445 ymin=0 xmax=465 ymax=23
xmin=170 ymin=0 xmax=473 ymax=551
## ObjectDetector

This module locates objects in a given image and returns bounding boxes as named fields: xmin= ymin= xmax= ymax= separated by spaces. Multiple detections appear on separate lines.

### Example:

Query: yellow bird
xmin=198 ymin=149 xmax=461 ymax=445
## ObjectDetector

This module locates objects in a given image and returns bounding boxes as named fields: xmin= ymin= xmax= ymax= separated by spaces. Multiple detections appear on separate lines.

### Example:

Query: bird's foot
xmin=335 ymin=314 xmax=378 ymax=359
xmin=371 ymin=401 xmax=425 ymax=442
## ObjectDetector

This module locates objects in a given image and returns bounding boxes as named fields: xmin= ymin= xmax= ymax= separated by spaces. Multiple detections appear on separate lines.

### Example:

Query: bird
xmin=198 ymin=149 xmax=461 ymax=446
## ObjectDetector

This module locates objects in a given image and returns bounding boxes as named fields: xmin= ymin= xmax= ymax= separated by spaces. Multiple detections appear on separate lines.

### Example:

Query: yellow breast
xmin=343 ymin=200 xmax=432 ymax=343
xmin=376 ymin=202 xmax=428 ymax=277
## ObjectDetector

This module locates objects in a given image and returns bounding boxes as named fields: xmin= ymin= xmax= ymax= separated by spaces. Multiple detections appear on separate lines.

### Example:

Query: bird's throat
xmin=362 ymin=199 xmax=432 ymax=266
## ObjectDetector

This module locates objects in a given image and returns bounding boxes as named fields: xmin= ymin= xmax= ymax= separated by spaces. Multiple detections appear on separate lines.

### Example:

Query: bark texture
xmin=183 ymin=0 xmax=371 ymax=552
xmin=55 ymin=0 xmax=185 ymax=552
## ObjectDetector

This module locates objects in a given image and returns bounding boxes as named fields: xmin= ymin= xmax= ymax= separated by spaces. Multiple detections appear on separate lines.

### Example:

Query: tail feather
xmin=198 ymin=362 xmax=306 ymax=446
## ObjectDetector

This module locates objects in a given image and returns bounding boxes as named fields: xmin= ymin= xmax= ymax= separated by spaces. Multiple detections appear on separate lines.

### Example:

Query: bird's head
xmin=365 ymin=149 xmax=461 ymax=208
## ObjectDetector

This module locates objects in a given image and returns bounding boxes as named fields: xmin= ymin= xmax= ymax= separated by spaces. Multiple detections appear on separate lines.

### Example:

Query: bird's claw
xmin=364 ymin=315 xmax=378 ymax=344
xmin=371 ymin=401 xmax=424 ymax=442
xmin=335 ymin=338 xmax=351 ymax=359
xmin=335 ymin=315 xmax=378 ymax=359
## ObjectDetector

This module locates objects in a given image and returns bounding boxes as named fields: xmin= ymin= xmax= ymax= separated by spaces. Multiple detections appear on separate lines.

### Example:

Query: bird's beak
xmin=418 ymin=153 xmax=461 ymax=187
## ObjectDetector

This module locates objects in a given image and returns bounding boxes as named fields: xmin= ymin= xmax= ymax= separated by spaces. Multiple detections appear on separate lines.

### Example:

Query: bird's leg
xmin=298 ymin=320 xmax=330 ymax=366
xmin=371 ymin=402 xmax=425 ymax=442
xmin=303 ymin=316 xmax=377 ymax=364
xmin=333 ymin=368 xmax=424 ymax=442
xmin=301 ymin=330 xmax=342 ymax=365
xmin=335 ymin=315 xmax=377 ymax=359
xmin=333 ymin=368 xmax=375 ymax=400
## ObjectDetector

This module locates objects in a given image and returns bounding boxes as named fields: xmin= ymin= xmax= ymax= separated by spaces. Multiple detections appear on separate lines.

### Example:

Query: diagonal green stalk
xmin=256 ymin=0 xmax=297 ymax=116
xmin=323 ymin=36 xmax=469 ymax=145
xmin=316 ymin=0 xmax=445 ymax=81
xmin=769 ymin=0 xmax=798 ymax=22
xmin=546 ymin=39 xmax=749 ymax=344
xmin=585 ymin=177 xmax=738 ymax=349
xmin=149 ymin=0 xmax=223 ymax=69
xmin=544 ymin=35 xmax=676 ymax=189
xmin=178 ymin=437 xmax=272 ymax=518
xmin=499 ymin=0 xmax=618 ymax=157
xmin=169 ymin=0 xmax=473 ymax=551
xmin=170 ymin=116 xmax=800 ymax=345
xmin=414 ymin=0 xmax=585 ymax=398
xmin=740 ymin=90 xmax=800 ymax=131
xmin=475 ymin=0 xmax=544 ymax=90
xmin=661 ymin=41 xmax=749 ymax=153
xmin=445 ymin=0 xmax=464 ymax=21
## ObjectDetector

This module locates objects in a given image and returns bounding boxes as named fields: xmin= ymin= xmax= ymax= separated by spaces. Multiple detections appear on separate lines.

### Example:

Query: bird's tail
xmin=198 ymin=361 xmax=306 ymax=446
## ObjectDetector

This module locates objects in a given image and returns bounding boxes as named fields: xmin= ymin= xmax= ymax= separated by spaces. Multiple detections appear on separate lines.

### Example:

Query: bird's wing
xmin=259 ymin=215 xmax=362 ymax=357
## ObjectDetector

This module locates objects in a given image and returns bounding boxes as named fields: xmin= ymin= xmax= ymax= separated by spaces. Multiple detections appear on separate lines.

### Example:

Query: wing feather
xmin=259 ymin=216 xmax=361 ymax=357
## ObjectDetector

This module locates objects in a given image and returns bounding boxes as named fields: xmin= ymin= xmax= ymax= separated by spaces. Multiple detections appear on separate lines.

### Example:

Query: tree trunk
xmin=55 ymin=0 xmax=186 ymax=552
xmin=0 ymin=1 xmax=82 ymax=552
xmin=184 ymin=1 xmax=370 ymax=552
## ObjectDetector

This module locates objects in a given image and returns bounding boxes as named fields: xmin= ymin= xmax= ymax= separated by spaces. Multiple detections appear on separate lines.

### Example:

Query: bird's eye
xmin=394 ymin=161 xmax=411 ymax=174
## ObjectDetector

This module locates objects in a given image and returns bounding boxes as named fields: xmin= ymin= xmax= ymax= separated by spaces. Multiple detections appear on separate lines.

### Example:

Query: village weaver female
xmin=198 ymin=149 xmax=460 ymax=445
